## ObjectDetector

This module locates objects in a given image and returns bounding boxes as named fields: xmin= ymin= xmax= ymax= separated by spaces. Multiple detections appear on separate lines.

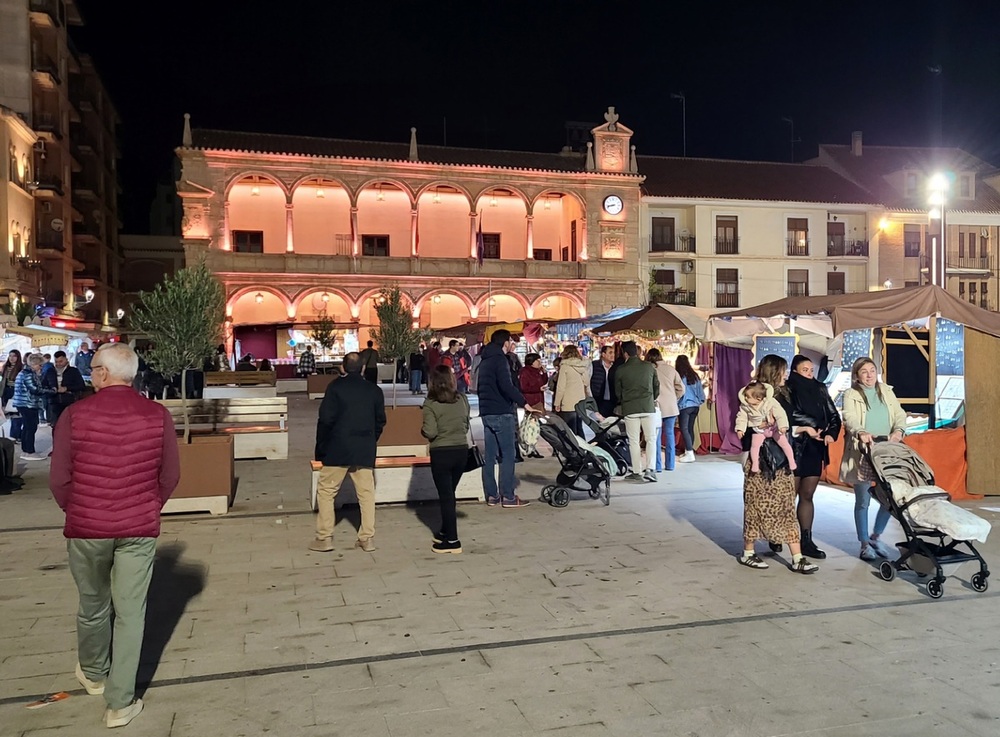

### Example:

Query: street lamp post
xmin=928 ymin=173 xmax=949 ymax=289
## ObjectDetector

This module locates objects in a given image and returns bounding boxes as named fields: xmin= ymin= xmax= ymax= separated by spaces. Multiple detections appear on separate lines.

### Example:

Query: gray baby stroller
xmin=575 ymin=398 xmax=631 ymax=477
xmin=864 ymin=440 xmax=990 ymax=599
xmin=536 ymin=413 xmax=611 ymax=508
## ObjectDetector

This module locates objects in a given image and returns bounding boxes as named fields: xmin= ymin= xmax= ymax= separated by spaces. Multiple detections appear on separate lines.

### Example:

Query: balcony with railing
xmin=36 ymin=232 xmax=65 ymax=252
xmin=714 ymin=237 xmax=739 ymax=255
xmin=29 ymin=0 xmax=63 ymax=26
xmin=920 ymin=255 xmax=994 ymax=274
xmin=787 ymin=283 xmax=809 ymax=297
xmin=31 ymin=50 xmax=61 ymax=85
xmin=715 ymin=290 xmax=739 ymax=308
xmin=649 ymin=235 xmax=696 ymax=254
xmin=827 ymin=237 xmax=869 ymax=257
xmin=786 ymin=237 xmax=810 ymax=257
xmin=980 ymin=298 xmax=990 ymax=310
xmin=663 ymin=289 xmax=696 ymax=306
xmin=32 ymin=172 xmax=63 ymax=195
xmin=33 ymin=109 xmax=62 ymax=138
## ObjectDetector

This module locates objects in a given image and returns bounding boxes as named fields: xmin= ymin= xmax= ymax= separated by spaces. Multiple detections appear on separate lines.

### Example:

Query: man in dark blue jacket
xmin=310 ymin=352 xmax=386 ymax=553
xmin=477 ymin=330 xmax=534 ymax=508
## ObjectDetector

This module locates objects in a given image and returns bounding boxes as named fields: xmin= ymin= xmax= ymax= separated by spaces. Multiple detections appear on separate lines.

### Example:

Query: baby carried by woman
xmin=736 ymin=381 xmax=797 ymax=473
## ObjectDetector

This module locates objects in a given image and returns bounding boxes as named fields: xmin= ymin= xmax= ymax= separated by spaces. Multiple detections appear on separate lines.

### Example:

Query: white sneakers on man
xmin=105 ymin=699 xmax=143 ymax=728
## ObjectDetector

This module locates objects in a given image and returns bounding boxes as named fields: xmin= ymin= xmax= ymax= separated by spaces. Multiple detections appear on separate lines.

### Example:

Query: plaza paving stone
xmin=1 ymin=391 xmax=999 ymax=736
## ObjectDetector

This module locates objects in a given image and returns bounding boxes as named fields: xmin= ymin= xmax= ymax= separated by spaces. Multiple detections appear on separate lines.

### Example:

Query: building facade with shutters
xmin=175 ymin=109 xmax=646 ymax=354
xmin=638 ymin=157 xmax=881 ymax=310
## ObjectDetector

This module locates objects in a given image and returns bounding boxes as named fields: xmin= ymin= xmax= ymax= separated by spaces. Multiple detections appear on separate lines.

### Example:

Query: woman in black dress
xmin=786 ymin=354 xmax=841 ymax=559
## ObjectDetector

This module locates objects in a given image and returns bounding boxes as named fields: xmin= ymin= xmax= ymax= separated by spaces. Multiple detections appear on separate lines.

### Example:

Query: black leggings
xmin=430 ymin=446 xmax=467 ymax=541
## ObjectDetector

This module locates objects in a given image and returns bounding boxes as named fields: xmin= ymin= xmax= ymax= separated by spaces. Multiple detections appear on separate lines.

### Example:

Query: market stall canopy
xmin=707 ymin=285 xmax=1000 ymax=342
xmin=7 ymin=324 xmax=90 ymax=348
xmin=593 ymin=304 xmax=720 ymax=337
xmin=545 ymin=307 xmax=640 ymax=337
xmin=434 ymin=321 xmax=507 ymax=343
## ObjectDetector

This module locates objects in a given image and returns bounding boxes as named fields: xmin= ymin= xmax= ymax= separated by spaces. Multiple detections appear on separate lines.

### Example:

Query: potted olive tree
xmin=130 ymin=263 xmax=234 ymax=511
xmin=370 ymin=285 xmax=426 ymax=449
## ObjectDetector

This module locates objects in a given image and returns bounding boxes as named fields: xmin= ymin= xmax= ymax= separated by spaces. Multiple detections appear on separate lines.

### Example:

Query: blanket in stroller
xmin=888 ymin=479 xmax=992 ymax=543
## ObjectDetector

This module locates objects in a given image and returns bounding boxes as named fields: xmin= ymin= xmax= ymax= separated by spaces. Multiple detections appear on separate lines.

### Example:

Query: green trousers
xmin=67 ymin=537 xmax=156 ymax=710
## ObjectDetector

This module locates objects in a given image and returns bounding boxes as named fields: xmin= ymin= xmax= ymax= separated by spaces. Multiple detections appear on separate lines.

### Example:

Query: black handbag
xmin=465 ymin=444 xmax=483 ymax=473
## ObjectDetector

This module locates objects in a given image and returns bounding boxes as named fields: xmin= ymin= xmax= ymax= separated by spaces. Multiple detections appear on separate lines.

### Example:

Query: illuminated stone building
xmin=175 ymin=108 xmax=645 ymax=356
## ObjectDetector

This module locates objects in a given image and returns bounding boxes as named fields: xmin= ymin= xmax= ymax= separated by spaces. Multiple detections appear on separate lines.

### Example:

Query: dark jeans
xmin=430 ymin=446 xmax=466 ymax=541
xmin=17 ymin=407 xmax=39 ymax=453
xmin=408 ymin=369 xmax=422 ymax=392
xmin=363 ymin=368 xmax=378 ymax=384
xmin=678 ymin=406 xmax=700 ymax=453
xmin=482 ymin=413 xmax=517 ymax=502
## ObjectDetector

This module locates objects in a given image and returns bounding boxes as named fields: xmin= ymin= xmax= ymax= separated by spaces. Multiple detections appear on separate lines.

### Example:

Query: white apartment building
xmin=637 ymin=156 xmax=880 ymax=309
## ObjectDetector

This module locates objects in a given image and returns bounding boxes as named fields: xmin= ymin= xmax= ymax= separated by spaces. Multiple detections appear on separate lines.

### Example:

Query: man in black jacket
xmin=477 ymin=330 xmax=534 ymax=508
xmin=590 ymin=345 xmax=619 ymax=418
xmin=309 ymin=352 xmax=386 ymax=553
xmin=42 ymin=350 xmax=86 ymax=427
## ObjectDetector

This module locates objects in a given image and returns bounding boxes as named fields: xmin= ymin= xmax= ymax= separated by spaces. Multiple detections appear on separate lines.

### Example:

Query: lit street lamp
xmin=928 ymin=173 xmax=949 ymax=288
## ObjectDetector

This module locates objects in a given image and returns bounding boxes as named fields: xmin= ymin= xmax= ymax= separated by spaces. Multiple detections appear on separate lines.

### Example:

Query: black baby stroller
xmin=536 ymin=413 xmax=611 ymax=508
xmin=575 ymin=398 xmax=631 ymax=477
xmin=864 ymin=440 xmax=990 ymax=599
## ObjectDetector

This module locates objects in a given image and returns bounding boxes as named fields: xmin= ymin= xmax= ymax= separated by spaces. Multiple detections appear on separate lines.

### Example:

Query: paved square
xmin=1 ymin=394 xmax=998 ymax=736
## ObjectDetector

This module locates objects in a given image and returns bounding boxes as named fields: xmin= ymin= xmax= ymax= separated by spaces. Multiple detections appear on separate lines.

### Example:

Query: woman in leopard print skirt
xmin=737 ymin=355 xmax=819 ymax=574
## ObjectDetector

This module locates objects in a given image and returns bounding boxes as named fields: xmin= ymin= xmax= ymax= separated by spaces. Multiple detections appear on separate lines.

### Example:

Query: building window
xmin=8 ymin=144 xmax=16 ymax=184
xmin=959 ymin=176 xmax=971 ymax=198
xmin=959 ymin=282 xmax=965 ymax=297
xmin=969 ymin=233 xmax=977 ymax=259
xmin=787 ymin=268 xmax=809 ymax=297
xmin=715 ymin=216 xmax=738 ymax=254
xmin=716 ymin=268 xmax=739 ymax=308
xmin=970 ymin=281 xmax=977 ymax=305
xmin=787 ymin=218 xmax=809 ymax=256
xmin=361 ymin=235 xmax=389 ymax=257
xmin=905 ymin=172 xmax=918 ymax=197
xmin=982 ymin=234 xmax=990 ymax=258
xmin=905 ymin=280 xmax=919 ymax=288
xmin=827 ymin=271 xmax=845 ymax=295
xmin=653 ymin=270 xmax=675 ymax=286
xmin=232 ymin=230 xmax=263 ymax=253
xmin=904 ymin=225 xmax=921 ymax=257
xmin=959 ymin=231 xmax=965 ymax=258
xmin=651 ymin=217 xmax=675 ymax=252
xmin=827 ymin=222 xmax=846 ymax=256
xmin=533 ymin=248 xmax=552 ymax=261
xmin=560 ymin=243 xmax=577 ymax=262
xmin=482 ymin=233 xmax=501 ymax=259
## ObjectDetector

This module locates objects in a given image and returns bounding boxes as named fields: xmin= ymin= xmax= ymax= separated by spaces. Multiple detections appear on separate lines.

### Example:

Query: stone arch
xmin=289 ymin=176 xmax=353 ymax=255
xmin=288 ymin=173 xmax=354 ymax=197
xmin=354 ymin=178 xmax=416 ymax=208
xmin=472 ymin=184 xmax=531 ymax=211
xmin=531 ymin=291 xmax=587 ymax=319
xmin=291 ymin=288 xmax=355 ymax=322
xmin=412 ymin=288 xmax=475 ymax=316
xmin=414 ymin=180 xmax=474 ymax=209
xmin=354 ymin=286 xmax=415 ymax=309
xmin=224 ymin=171 xmax=291 ymax=200
xmin=529 ymin=189 xmax=587 ymax=215
xmin=476 ymin=291 xmax=530 ymax=322
xmin=227 ymin=285 xmax=293 ymax=315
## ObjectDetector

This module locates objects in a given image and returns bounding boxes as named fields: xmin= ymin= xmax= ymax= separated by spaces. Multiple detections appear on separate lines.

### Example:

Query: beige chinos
xmin=315 ymin=466 xmax=376 ymax=542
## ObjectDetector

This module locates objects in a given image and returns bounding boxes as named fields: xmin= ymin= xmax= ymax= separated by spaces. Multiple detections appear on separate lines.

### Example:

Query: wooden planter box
xmin=307 ymin=373 xmax=337 ymax=399
xmin=162 ymin=435 xmax=235 ymax=516
xmin=377 ymin=405 xmax=427 ymax=457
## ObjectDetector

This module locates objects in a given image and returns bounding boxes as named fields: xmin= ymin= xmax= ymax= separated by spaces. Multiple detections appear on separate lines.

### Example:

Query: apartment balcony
xmin=785 ymin=237 xmax=810 ymax=257
xmin=649 ymin=235 xmax=696 ymax=254
xmin=32 ymin=173 xmax=64 ymax=196
xmin=31 ymin=50 xmax=61 ymax=86
xmin=73 ymin=221 xmax=102 ymax=242
xmin=714 ymin=237 xmax=739 ymax=255
xmin=920 ymin=255 xmax=994 ymax=275
xmin=29 ymin=0 xmax=63 ymax=27
xmin=201 ymin=250 xmax=635 ymax=282
xmin=36 ymin=232 xmax=65 ymax=253
xmin=72 ymin=175 xmax=99 ymax=199
xmin=787 ymin=284 xmax=809 ymax=297
xmin=662 ymin=289 xmax=696 ymax=306
xmin=827 ymin=238 xmax=869 ymax=258
xmin=33 ymin=110 xmax=62 ymax=139
xmin=715 ymin=290 xmax=739 ymax=308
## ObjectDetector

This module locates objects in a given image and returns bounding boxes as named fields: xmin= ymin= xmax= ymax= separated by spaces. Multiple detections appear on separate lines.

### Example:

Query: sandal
xmin=738 ymin=554 xmax=769 ymax=569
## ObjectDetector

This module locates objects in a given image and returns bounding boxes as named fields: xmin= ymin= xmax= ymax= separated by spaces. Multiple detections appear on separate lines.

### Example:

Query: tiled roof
xmin=637 ymin=156 xmax=877 ymax=205
xmin=815 ymin=145 xmax=1000 ymax=213
xmin=190 ymin=129 xmax=599 ymax=174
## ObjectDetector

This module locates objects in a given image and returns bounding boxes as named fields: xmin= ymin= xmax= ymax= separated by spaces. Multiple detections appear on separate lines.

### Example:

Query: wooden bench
xmin=158 ymin=397 xmax=288 ymax=460
xmin=204 ymin=371 xmax=277 ymax=386
xmin=308 ymin=455 xmax=484 ymax=510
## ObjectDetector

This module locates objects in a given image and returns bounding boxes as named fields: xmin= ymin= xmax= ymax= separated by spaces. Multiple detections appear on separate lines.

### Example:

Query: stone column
xmin=223 ymin=201 xmax=231 ymax=251
xmin=526 ymin=215 xmax=534 ymax=259
xmin=285 ymin=202 xmax=294 ymax=253
xmin=411 ymin=208 xmax=419 ymax=257
xmin=351 ymin=207 xmax=360 ymax=257
xmin=579 ymin=216 xmax=589 ymax=261
xmin=469 ymin=212 xmax=478 ymax=258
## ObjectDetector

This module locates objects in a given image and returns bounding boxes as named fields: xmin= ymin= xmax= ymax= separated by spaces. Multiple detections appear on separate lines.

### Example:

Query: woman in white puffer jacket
xmin=554 ymin=345 xmax=591 ymax=436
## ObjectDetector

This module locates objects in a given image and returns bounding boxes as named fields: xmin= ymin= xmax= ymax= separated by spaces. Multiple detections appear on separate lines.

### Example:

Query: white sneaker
xmin=105 ymin=699 xmax=143 ymax=728
xmin=678 ymin=451 xmax=696 ymax=463
xmin=21 ymin=452 xmax=48 ymax=461
xmin=75 ymin=662 xmax=105 ymax=695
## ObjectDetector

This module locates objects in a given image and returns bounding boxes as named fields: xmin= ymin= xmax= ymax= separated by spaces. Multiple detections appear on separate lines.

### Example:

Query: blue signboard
xmin=752 ymin=333 xmax=798 ymax=373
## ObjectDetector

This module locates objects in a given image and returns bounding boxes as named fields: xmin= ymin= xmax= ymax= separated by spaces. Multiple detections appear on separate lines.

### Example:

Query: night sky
xmin=72 ymin=0 xmax=1000 ymax=233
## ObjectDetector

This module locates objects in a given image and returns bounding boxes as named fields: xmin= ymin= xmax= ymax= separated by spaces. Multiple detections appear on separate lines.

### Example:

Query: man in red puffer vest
xmin=49 ymin=343 xmax=180 ymax=729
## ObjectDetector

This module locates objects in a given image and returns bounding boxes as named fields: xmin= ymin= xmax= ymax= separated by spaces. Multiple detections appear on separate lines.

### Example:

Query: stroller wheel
xmin=552 ymin=487 xmax=570 ymax=508
xmin=540 ymin=485 xmax=555 ymax=503
xmin=878 ymin=561 xmax=896 ymax=582
xmin=926 ymin=578 xmax=944 ymax=599
xmin=971 ymin=571 xmax=989 ymax=593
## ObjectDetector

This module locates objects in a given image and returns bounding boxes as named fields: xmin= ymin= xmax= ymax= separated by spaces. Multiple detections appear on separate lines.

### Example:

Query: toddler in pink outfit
xmin=735 ymin=381 xmax=797 ymax=473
